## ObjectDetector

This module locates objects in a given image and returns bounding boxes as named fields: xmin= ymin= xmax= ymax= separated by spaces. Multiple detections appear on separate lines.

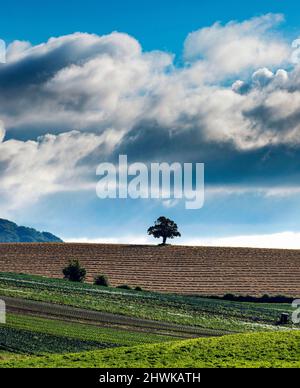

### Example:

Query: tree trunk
xmin=162 ymin=236 xmax=167 ymax=245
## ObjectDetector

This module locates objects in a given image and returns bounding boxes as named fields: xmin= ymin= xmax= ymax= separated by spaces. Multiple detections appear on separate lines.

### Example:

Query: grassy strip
xmin=5 ymin=313 xmax=174 ymax=346
xmin=1 ymin=331 xmax=300 ymax=368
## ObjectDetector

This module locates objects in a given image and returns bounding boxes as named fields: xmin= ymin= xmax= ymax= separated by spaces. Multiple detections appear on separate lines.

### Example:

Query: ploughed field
xmin=0 ymin=243 xmax=300 ymax=296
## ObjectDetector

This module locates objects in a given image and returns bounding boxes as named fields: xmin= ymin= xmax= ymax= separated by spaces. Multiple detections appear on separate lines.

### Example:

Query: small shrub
xmin=117 ymin=284 xmax=132 ymax=290
xmin=94 ymin=275 xmax=110 ymax=287
xmin=223 ymin=294 xmax=235 ymax=301
xmin=63 ymin=260 xmax=86 ymax=282
xmin=135 ymin=286 xmax=143 ymax=292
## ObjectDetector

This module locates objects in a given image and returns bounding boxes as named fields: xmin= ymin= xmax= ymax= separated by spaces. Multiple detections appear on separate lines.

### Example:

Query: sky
xmin=0 ymin=0 xmax=299 ymax=54
xmin=1 ymin=1 xmax=300 ymax=248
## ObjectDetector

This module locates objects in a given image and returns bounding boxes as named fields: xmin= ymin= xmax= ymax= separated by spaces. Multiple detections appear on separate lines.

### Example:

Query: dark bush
xmin=117 ymin=284 xmax=132 ymax=290
xmin=94 ymin=275 xmax=110 ymax=287
xmin=63 ymin=260 xmax=86 ymax=282
xmin=214 ymin=293 xmax=294 ymax=304
xmin=135 ymin=286 xmax=143 ymax=292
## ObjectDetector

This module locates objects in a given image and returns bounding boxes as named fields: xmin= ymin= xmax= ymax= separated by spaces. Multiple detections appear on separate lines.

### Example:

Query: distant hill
xmin=0 ymin=219 xmax=63 ymax=243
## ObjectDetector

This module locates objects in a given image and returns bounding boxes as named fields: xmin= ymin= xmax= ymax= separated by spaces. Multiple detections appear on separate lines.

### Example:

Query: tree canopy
xmin=147 ymin=217 xmax=181 ymax=245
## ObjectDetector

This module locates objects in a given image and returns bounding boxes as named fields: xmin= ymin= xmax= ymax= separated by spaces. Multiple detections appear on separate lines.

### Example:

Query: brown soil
xmin=0 ymin=243 xmax=300 ymax=296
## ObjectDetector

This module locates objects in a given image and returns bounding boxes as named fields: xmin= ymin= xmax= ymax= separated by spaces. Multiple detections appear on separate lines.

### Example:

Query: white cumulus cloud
xmin=184 ymin=14 xmax=289 ymax=79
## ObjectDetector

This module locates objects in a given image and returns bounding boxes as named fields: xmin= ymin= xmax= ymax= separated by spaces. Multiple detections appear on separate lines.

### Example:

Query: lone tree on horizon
xmin=148 ymin=216 xmax=181 ymax=246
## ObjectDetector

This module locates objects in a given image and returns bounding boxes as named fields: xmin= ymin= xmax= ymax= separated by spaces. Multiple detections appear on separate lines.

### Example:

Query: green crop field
xmin=0 ymin=312 xmax=176 ymax=359
xmin=0 ymin=272 xmax=293 ymax=332
xmin=4 ymin=313 xmax=173 ymax=347
xmin=0 ymin=326 xmax=112 ymax=355
xmin=1 ymin=331 xmax=300 ymax=368
xmin=0 ymin=272 xmax=299 ymax=368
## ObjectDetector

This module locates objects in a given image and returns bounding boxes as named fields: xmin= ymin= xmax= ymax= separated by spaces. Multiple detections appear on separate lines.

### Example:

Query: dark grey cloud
xmin=112 ymin=119 xmax=300 ymax=188
xmin=0 ymin=32 xmax=144 ymax=139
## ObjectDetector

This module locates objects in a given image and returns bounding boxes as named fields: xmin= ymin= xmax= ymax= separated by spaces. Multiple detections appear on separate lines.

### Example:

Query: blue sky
xmin=1 ymin=1 xmax=300 ymax=248
xmin=1 ymin=0 xmax=299 ymax=54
